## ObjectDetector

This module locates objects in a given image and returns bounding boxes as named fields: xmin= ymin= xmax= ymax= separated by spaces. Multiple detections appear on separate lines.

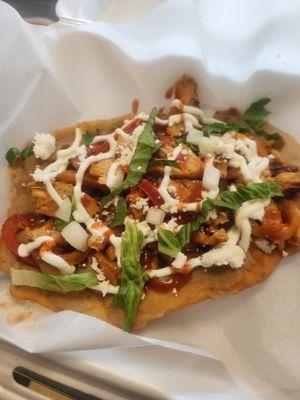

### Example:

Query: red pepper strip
xmin=2 ymin=214 xmax=38 ymax=267
xmin=139 ymin=179 xmax=164 ymax=207
xmin=87 ymin=140 xmax=110 ymax=156
xmin=123 ymin=119 xmax=142 ymax=134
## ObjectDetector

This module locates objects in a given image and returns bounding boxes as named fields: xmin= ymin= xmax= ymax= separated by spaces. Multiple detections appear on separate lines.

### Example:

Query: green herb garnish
xmin=101 ymin=108 xmax=158 ymax=206
xmin=110 ymin=197 xmax=128 ymax=228
xmin=5 ymin=148 xmax=20 ymax=165
xmin=175 ymin=137 xmax=199 ymax=154
xmin=5 ymin=143 xmax=34 ymax=166
xmin=157 ymin=181 xmax=283 ymax=257
xmin=243 ymin=98 xmax=283 ymax=145
xmin=112 ymin=221 xmax=149 ymax=330
xmin=82 ymin=134 xmax=93 ymax=146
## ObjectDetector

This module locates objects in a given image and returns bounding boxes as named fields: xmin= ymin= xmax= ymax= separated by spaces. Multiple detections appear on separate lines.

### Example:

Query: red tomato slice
xmin=87 ymin=141 xmax=110 ymax=156
xmin=139 ymin=179 xmax=164 ymax=207
xmin=2 ymin=214 xmax=38 ymax=267
xmin=123 ymin=119 xmax=142 ymax=134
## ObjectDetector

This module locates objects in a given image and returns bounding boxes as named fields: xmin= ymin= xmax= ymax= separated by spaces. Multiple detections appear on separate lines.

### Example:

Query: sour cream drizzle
xmin=18 ymin=236 xmax=53 ymax=258
xmin=32 ymin=128 xmax=86 ymax=206
xmin=187 ymin=132 xmax=269 ymax=184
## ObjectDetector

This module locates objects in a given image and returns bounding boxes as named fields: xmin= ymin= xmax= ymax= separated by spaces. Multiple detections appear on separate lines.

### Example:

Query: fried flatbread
xmin=1 ymin=77 xmax=300 ymax=330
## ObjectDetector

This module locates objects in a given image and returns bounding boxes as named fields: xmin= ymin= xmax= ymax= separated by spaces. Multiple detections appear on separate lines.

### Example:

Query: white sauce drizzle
xmin=40 ymin=251 xmax=76 ymax=275
xmin=187 ymin=132 xmax=269 ymax=184
xmin=32 ymin=128 xmax=86 ymax=206
xmin=235 ymin=199 xmax=270 ymax=252
xmin=18 ymin=236 xmax=53 ymax=257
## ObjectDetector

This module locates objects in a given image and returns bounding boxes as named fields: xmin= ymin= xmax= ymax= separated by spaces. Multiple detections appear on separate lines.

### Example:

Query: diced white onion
xmin=146 ymin=207 xmax=165 ymax=226
xmin=61 ymin=221 xmax=89 ymax=252
xmin=55 ymin=197 xmax=72 ymax=222
xmin=202 ymin=160 xmax=220 ymax=191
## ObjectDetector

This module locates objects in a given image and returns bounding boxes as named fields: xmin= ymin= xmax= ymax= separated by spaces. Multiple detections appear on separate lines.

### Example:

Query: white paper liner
xmin=1 ymin=1 xmax=300 ymax=397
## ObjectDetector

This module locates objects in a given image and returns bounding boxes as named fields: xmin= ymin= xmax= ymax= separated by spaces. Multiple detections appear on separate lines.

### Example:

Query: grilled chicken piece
xmin=275 ymin=171 xmax=300 ymax=197
xmin=173 ymin=74 xmax=199 ymax=106
xmin=81 ymin=194 xmax=100 ymax=216
xmin=192 ymin=228 xmax=228 ymax=247
xmin=150 ymin=144 xmax=204 ymax=179
xmin=251 ymin=201 xmax=299 ymax=249
xmin=166 ymin=121 xmax=185 ymax=137
xmin=169 ymin=179 xmax=202 ymax=202
xmin=22 ymin=220 xmax=63 ymax=243
xmin=89 ymin=158 xmax=115 ymax=186
xmin=57 ymin=170 xmax=107 ymax=191
xmin=28 ymin=181 xmax=73 ymax=217
xmin=94 ymin=252 xmax=120 ymax=285
xmin=126 ymin=188 xmax=148 ymax=221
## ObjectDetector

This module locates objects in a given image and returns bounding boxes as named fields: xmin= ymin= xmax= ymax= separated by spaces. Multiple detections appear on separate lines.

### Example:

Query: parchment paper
xmin=1 ymin=0 xmax=300 ymax=398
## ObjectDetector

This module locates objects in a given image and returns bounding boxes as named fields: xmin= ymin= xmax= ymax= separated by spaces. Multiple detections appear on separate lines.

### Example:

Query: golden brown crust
xmin=8 ymin=248 xmax=282 ymax=330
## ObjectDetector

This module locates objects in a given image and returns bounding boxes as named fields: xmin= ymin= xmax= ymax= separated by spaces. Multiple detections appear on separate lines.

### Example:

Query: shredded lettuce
xmin=112 ymin=221 xmax=148 ymax=330
xmin=157 ymin=198 xmax=214 ymax=257
xmin=215 ymin=181 xmax=283 ymax=210
xmin=157 ymin=181 xmax=283 ymax=257
xmin=110 ymin=197 xmax=128 ymax=228
xmin=102 ymin=108 xmax=158 ymax=206
xmin=11 ymin=269 xmax=99 ymax=292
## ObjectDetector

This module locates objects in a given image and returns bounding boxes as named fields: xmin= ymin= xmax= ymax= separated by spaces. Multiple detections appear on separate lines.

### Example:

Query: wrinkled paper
xmin=1 ymin=0 xmax=300 ymax=398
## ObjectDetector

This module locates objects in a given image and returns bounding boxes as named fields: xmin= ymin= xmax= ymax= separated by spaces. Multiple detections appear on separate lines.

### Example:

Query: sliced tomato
xmin=123 ymin=119 xmax=142 ymax=134
xmin=2 ymin=214 xmax=38 ymax=267
xmin=87 ymin=140 xmax=110 ymax=156
xmin=139 ymin=179 xmax=164 ymax=207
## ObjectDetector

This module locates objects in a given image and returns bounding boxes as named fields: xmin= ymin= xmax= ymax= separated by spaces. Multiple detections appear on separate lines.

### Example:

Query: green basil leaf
xmin=5 ymin=148 xmax=20 ymax=165
xmin=102 ymin=108 xmax=158 ymax=206
xmin=150 ymin=159 xmax=180 ymax=168
xmin=157 ymin=198 xmax=215 ymax=257
xmin=110 ymin=197 xmax=128 ymax=228
xmin=112 ymin=221 xmax=148 ymax=330
xmin=82 ymin=134 xmax=93 ymax=146
xmin=243 ymin=98 xmax=271 ymax=131
xmin=203 ymin=123 xmax=226 ymax=136
xmin=152 ymin=142 xmax=163 ymax=153
xmin=175 ymin=137 xmax=199 ymax=154
xmin=215 ymin=181 xmax=283 ymax=210
xmin=11 ymin=269 xmax=99 ymax=292
xmin=20 ymin=144 xmax=34 ymax=160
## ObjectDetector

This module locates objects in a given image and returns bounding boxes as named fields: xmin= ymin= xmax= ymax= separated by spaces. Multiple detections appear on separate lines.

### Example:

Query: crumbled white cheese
xmin=200 ymin=243 xmax=245 ymax=269
xmin=90 ymin=257 xmax=106 ymax=281
xmin=33 ymin=132 xmax=56 ymax=160
xmin=92 ymin=280 xmax=119 ymax=297
xmin=134 ymin=197 xmax=150 ymax=212
xmin=255 ymin=238 xmax=276 ymax=254
xmin=172 ymin=252 xmax=187 ymax=269
xmin=161 ymin=218 xmax=182 ymax=233
xmin=136 ymin=220 xmax=157 ymax=246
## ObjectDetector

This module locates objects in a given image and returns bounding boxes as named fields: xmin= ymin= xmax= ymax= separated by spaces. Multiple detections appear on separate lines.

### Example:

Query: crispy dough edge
xmin=0 ymin=114 xmax=299 ymax=330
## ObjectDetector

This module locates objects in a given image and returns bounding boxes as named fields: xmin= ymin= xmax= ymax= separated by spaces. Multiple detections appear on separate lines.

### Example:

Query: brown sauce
xmin=146 ymin=273 xmax=191 ymax=294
